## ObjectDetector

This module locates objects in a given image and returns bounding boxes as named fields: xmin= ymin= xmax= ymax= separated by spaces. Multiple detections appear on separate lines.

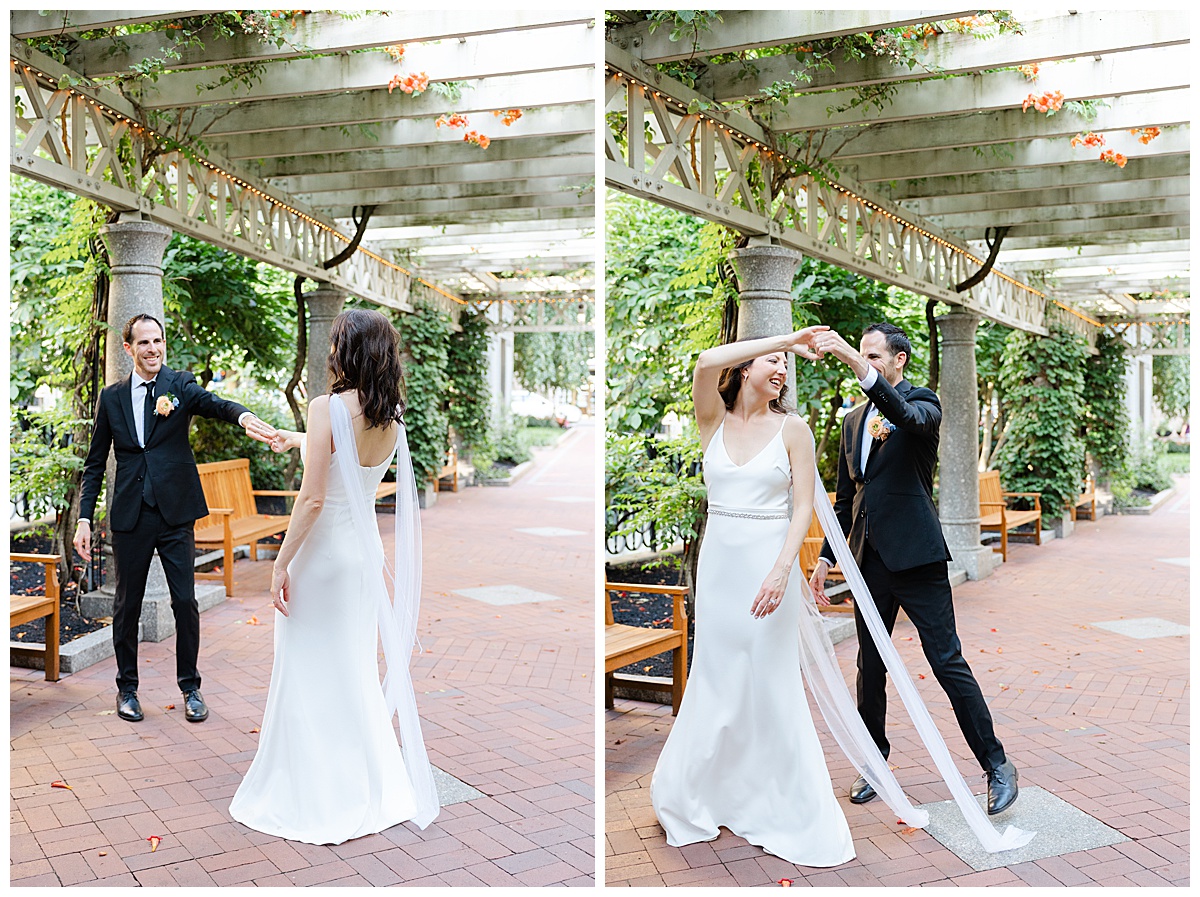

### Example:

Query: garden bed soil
xmin=9 ymin=523 xmax=286 ymax=649
xmin=605 ymin=559 xmax=694 ymax=679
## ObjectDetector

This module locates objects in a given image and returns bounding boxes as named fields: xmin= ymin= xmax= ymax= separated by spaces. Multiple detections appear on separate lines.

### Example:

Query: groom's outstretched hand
xmin=73 ymin=520 xmax=92 ymax=563
xmin=241 ymin=414 xmax=278 ymax=446
xmin=809 ymin=560 xmax=831 ymax=606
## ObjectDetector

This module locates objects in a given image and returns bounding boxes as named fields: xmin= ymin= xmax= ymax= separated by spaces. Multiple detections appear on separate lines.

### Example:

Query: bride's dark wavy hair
xmin=717 ymin=354 xmax=789 ymax=414
xmin=328 ymin=309 xmax=406 ymax=429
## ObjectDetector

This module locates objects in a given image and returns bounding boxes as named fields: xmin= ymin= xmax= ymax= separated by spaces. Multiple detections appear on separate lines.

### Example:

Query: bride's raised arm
xmin=691 ymin=327 xmax=828 ymax=438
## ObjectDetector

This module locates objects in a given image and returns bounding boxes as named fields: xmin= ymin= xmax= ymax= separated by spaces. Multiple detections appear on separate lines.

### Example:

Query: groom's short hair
xmin=122 ymin=313 xmax=165 ymax=344
xmin=864 ymin=322 xmax=911 ymax=360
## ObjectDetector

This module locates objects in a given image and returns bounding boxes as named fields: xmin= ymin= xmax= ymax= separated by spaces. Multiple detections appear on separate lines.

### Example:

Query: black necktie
xmin=142 ymin=381 xmax=157 ymax=506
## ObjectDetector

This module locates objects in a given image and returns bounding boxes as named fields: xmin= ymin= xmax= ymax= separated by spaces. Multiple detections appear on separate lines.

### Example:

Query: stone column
xmin=305 ymin=283 xmax=347 ymax=398
xmin=82 ymin=214 xmax=225 ymax=639
xmin=935 ymin=308 xmax=999 ymax=580
xmin=729 ymin=237 xmax=803 ymax=408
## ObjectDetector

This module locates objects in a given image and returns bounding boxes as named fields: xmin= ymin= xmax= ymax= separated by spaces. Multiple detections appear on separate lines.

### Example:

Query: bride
xmin=650 ymin=327 xmax=856 ymax=866
xmin=651 ymin=328 xmax=1034 ymax=864
xmin=229 ymin=309 xmax=438 ymax=844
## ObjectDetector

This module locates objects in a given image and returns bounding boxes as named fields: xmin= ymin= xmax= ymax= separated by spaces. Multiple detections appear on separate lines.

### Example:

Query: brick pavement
xmin=606 ymin=476 xmax=1189 ymax=887
xmin=11 ymin=423 xmax=596 ymax=886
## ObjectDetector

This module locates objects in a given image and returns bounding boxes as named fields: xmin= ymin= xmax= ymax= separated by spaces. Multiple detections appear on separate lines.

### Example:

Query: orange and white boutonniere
xmin=867 ymin=416 xmax=896 ymax=442
xmin=154 ymin=393 xmax=179 ymax=417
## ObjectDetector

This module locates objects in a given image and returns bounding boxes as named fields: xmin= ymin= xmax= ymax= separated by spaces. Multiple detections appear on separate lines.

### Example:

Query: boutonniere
xmin=154 ymin=393 xmax=180 ymax=417
xmin=867 ymin=416 xmax=896 ymax=442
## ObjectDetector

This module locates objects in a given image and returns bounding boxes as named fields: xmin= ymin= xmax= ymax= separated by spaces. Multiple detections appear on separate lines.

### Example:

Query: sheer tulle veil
xmin=796 ymin=439 xmax=1034 ymax=853
xmin=329 ymin=394 xmax=439 ymax=829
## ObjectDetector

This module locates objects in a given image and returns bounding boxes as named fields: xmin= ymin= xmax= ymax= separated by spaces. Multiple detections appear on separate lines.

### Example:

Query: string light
xmin=13 ymin=54 xmax=468 ymax=306
xmin=605 ymin=61 xmax=1056 ymax=306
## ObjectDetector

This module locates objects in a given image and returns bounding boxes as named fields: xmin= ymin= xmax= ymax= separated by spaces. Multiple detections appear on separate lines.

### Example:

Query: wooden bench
xmin=195 ymin=459 xmax=295 ymax=597
xmin=605 ymin=582 xmax=688 ymax=714
xmin=1070 ymin=473 xmax=1097 ymax=521
xmin=978 ymin=469 xmax=1042 ymax=562
xmin=798 ymin=492 xmax=853 ymax=613
xmin=433 ymin=445 xmax=459 ymax=493
xmin=10 ymin=554 xmax=61 ymax=681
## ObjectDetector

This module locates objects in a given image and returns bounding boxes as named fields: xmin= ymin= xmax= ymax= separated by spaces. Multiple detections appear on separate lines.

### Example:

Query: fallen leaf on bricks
xmin=147 ymin=835 xmax=161 ymax=852
xmin=50 ymin=781 xmax=72 ymax=790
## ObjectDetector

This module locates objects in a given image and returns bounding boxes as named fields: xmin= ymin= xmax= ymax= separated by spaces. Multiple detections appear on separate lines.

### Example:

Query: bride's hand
xmin=785 ymin=326 xmax=830 ymax=361
xmin=271 ymin=565 xmax=290 ymax=617
xmin=751 ymin=568 xmax=789 ymax=618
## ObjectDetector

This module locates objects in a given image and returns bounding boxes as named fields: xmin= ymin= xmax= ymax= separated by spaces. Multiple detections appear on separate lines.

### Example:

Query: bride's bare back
xmin=331 ymin=390 xmax=400 ymax=468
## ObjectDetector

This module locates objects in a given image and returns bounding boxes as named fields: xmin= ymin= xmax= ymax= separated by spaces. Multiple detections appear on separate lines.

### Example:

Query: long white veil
xmin=329 ymin=394 xmax=439 ymax=829
xmin=797 ymin=466 xmax=1034 ymax=853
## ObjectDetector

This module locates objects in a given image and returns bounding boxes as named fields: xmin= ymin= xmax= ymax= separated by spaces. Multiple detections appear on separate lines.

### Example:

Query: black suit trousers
xmin=854 ymin=542 xmax=1006 ymax=773
xmin=110 ymin=502 xmax=201 ymax=693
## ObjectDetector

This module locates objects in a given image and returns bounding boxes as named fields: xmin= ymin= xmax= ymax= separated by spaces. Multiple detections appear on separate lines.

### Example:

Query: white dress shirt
xmin=819 ymin=367 xmax=879 ymax=571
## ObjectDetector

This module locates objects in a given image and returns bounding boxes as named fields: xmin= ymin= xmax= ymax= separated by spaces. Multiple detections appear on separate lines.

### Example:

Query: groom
xmin=808 ymin=322 xmax=1018 ymax=816
xmin=74 ymin=314 xmax=277 ymax=723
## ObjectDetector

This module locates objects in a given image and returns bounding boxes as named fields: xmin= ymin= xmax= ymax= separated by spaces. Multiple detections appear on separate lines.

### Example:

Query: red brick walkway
xmin=11 ymin=423 xmax=596 ymax=886
xmin=606 ymin=476 xmax=1189 ymax=887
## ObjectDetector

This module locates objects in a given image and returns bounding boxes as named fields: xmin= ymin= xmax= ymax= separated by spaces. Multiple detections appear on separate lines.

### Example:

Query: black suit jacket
xmin=820 ymin=376 xmax=953 ymax=572
xmin=78 ymin=365 xmax=251 ymax=532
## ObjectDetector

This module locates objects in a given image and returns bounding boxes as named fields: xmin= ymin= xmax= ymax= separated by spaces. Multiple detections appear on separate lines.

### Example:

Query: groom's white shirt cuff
xmin=818 ymin=367 xmax=882 ymax=571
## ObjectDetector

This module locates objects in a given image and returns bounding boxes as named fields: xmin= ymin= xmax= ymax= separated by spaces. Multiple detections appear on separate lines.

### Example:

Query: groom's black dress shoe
xmin=849 ymin=774 xmax=878 ymax=804
xmin=183 ymin=689 xmax=209 ymax=723
xmin=117 ymin=691 xmax=144 ymax=722
xmin=987 ymin=760 xmax=1019 ymax=815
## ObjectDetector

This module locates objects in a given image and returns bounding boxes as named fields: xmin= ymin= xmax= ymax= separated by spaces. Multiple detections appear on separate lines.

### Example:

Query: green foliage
xmin=606 ymin=433 xmax=707 ymax=582
xmin=10 ymin=179 xmax=108 ymax=405
xmin=9 ymin=406 xmax=91 ymax=520
xmin=161 ymin=234 xmax=294 ymax=386
xmin=513 ymin=330 xmax=591 ymax=395
xmin=445 ymin=310 xmax=491 ymax=451
xmin=1152 ymin=352 xmax=1189 ymax=425
xmin=394 ymin=301 xmax=452 ymax=484
xmin=605 ymin=191 xmax=718 ymax=433
xmin=1081 ymin=332 xmax=1129 ymax=478
xmin=189 ymin=384 xmax=294 ymax=491
xmin=995 ymin=324 xmax=1088 ymax=519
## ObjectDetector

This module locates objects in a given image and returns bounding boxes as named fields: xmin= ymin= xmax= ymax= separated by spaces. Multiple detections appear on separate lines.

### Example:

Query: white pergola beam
xmin=933 ymin=196 xmax=1190 ymax=230
xmin=66 ymin=11 xmax=594 ymax=76
xmin=992 ymin=213 xmax=1189 ymax=241
xmin=189 ymin=69 xmax=593 ymax=138
xmin=848 ymin=127 xmax=1189 ymax=182
xmin=1000 ymin=227 xmax=1189 ymax=251
xmin=363 ymin=207 xmax=593 ymax=230
xmin=1000 ymin=241 xmax=1191 ymax=265
xmin=767 ymin=45 xmax=1190 ymax=132
xmin=906 ymin=177 xmax=1190 ymax=217
xmin=130 ymin=23 xmax=596 ymax=109
xmin=328 ymin=191 xmax=588 ymax=218
xmin=368 ymin=221 xmax=591 ymax=248
xmin=215 ymin=103 xmax=593 ymax=160
xmin=298 ymin=175 xmax=589 ymax=210
xmin=10 ymin=10 xmax=216 ymax=37
xmin=707 ymin=11 xmax=1186 ymax=100
xmin=253 ymin=133 xmax=592 ymax=178
xmin=884 ymin=154 xmax=1190 ymax=201
xmin=274 ymin=155 xmax=592 ymax=196
xmin=827 ymin=90 xmax=1187 ymax=160
xmin=610 ymin=10 xmax=976 ymax=63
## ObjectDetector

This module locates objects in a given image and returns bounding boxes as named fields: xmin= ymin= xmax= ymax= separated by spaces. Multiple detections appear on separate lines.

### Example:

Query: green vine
xmin=1081 ymin=332 xmax=1129 ymax=479
xmin=445 ymin=310 xmax=491 ymax=452
xmin=995 ymin=323 xmax=1088 ymax=519
xmin=393 ymin=301 xmax=452 ymax=485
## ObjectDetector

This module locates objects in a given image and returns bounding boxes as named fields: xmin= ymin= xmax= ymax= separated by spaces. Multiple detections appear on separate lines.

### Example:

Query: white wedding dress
xmin=651 ymin=417 xmax=855 ymax=867
xmin=230 ymin=395 xmax=437 ymax=844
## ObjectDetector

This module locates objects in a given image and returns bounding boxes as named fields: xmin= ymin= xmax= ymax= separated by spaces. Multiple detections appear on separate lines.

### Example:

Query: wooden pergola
xmin=604 ymin=9 xmax=1189 ymax=353
xmin=11 ymin=10 xmax=596 ymax=331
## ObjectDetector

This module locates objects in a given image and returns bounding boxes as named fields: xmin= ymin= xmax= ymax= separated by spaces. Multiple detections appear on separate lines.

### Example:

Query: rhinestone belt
xmin=708 ymin=506 xmax=789 ymax=520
